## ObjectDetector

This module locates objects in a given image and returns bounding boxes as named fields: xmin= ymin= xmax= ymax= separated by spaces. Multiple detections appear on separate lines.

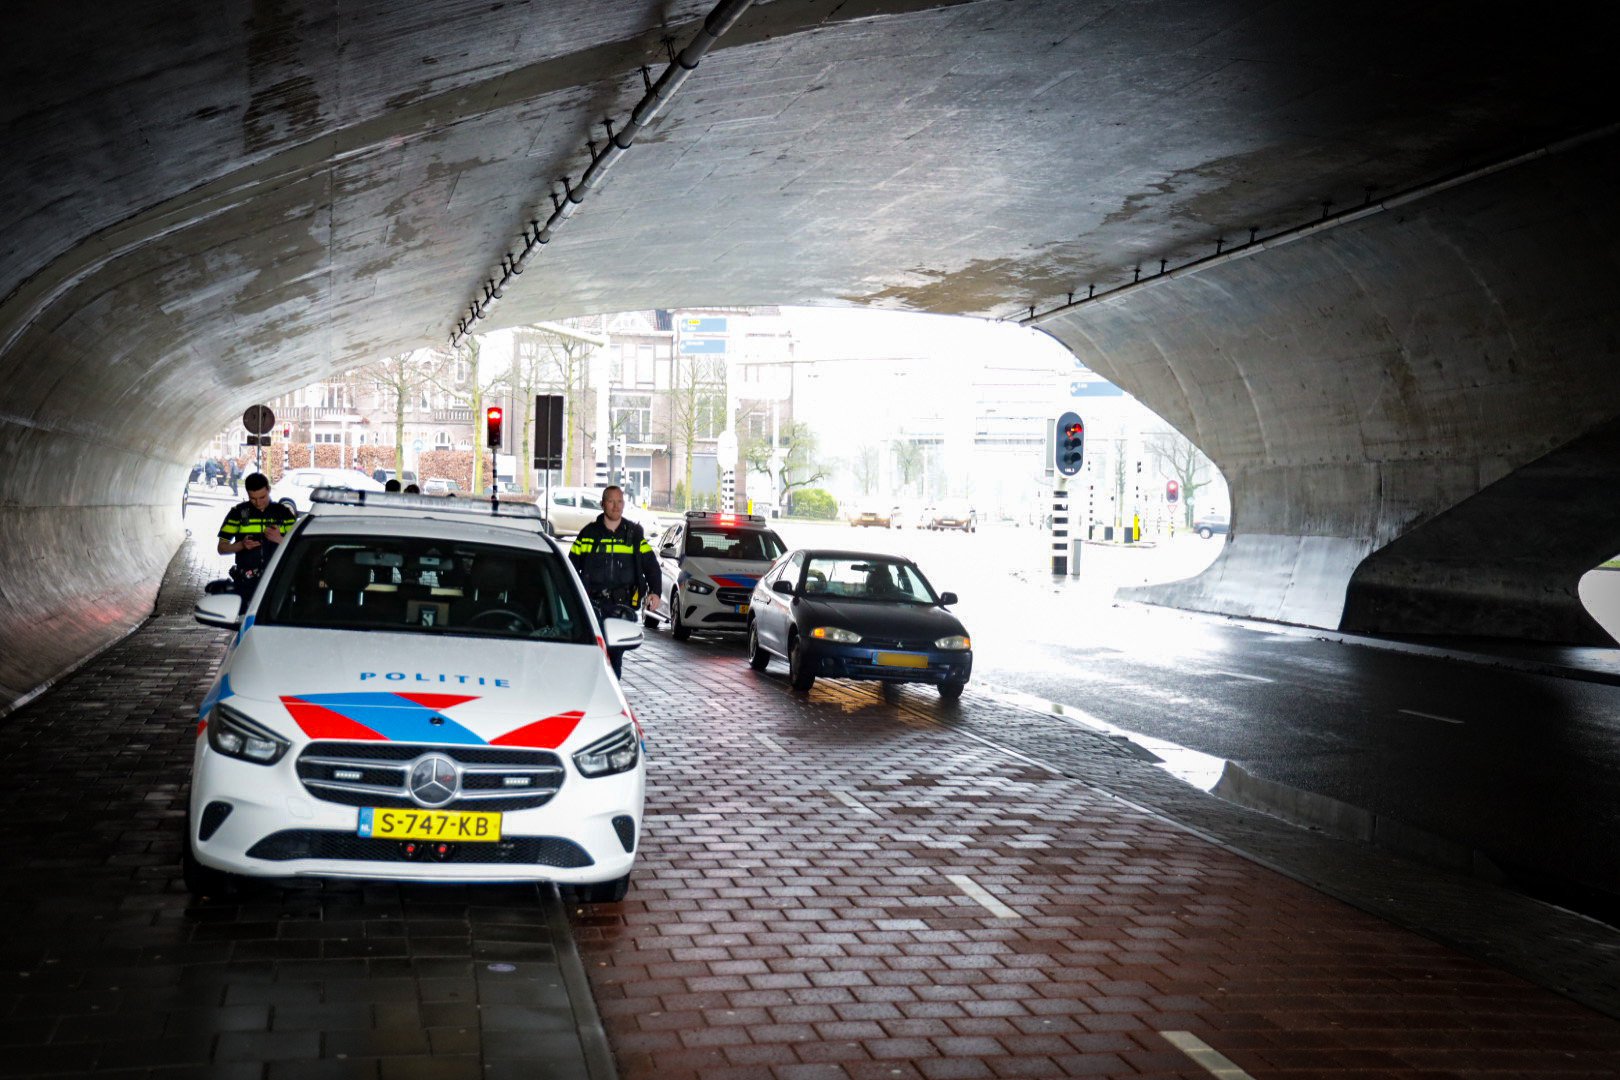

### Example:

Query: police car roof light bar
xmin=309 ymin=487 xmax=546 ymax=522
xmin=686 ymin=509 xmax=765 ymax=525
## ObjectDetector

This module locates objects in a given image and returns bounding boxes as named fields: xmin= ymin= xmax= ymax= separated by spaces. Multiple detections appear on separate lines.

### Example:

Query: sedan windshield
xmin=801 ymin=556 xmax=936 ymax=604
xmin=255 ymin=533 xmax=595 ymax=643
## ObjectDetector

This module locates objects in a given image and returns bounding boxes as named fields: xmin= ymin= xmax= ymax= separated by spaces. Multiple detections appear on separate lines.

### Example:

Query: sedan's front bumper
xmin=804 ymin=642 xmax=971 ymax=685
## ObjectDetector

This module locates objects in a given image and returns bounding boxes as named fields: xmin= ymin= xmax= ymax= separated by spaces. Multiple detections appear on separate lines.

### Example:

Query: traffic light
xmin=1055 ymin=411 xmax=1084 ymax=476
xmin=485 ymin=406 xmax=504 ymax=449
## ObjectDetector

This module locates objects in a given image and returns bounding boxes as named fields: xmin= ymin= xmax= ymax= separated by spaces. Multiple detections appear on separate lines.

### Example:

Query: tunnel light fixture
xmin=449 ymin=0 xmax=757 ymax=350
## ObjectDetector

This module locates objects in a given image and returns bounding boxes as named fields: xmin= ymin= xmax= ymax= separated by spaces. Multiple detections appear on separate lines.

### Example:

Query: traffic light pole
xmin=1051 ymin=486 xmax=1069 ymax=576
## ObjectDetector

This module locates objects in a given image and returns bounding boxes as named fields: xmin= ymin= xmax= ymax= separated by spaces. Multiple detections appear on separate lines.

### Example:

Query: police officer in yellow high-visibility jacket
xmin=217 ymin=472 xmax=297 ymax=598
xmin=569 ymin=485 xmax=661 ymax=676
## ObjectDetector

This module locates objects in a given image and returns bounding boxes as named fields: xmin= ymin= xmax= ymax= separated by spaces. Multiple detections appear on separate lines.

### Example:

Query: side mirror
xmin=771 ymin=579 xmax=796 ymax=596
xmin=660 ymin=544 xmax=676 ymax=558
xmin=603 ymin=616 xmax=644 ymax=652
xmin=938 ymin=591 xmax=958 ymax=606
xmin=194 ymin=592 xmax=244 ymax=629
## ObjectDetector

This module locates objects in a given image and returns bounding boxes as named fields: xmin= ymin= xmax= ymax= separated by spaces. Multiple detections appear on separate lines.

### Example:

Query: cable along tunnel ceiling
xmin=2 ymin=0 xmax=1620 ymax=707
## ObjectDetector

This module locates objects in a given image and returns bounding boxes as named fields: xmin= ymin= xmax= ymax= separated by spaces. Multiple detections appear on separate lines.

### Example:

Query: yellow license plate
xmin=358 ymin=807 xmax=502 ymax=842
xmin=875 ymin=652 xmax=928 ymax=668
xmin=736 ymin=604 xmax=749 ymax=614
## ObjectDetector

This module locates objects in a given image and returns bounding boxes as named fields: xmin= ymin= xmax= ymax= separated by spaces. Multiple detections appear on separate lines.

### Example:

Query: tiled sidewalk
xmin=581 ymin=637 xmax=1620 ymax=1079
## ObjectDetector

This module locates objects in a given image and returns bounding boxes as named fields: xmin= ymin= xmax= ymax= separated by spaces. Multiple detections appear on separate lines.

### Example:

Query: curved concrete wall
xmin=1042 ymin=137 xmax=1620 ymax=642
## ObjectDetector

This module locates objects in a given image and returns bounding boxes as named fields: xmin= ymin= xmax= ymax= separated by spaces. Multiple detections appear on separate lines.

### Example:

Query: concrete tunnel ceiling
xmin=4 ymin=0 xmax=1620 ymax=707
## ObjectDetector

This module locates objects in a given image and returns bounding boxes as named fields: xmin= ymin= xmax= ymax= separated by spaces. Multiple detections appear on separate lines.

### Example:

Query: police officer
xmin=569 ymin=485 xmax=661 ymax=677
xmin=217 ymin=472 xmax=297 ymax=598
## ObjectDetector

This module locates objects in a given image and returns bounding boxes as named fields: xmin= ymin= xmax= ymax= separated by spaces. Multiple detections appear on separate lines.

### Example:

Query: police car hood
xmin=214 ymin=626 xmax=626 ymax=751
xmin=679 ymin=557 xmax=771 ymax=590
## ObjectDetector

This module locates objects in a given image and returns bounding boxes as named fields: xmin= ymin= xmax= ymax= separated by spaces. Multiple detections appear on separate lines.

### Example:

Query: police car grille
xmin=859 ymin=637 xmax=933 ymax=651
xmin=296 ymin=741 xmax=565 ymax=811
xmin=244 ymin=830 xmax=593 ymax=867
xmin=716 ymin=588 xmax=752 ymax=606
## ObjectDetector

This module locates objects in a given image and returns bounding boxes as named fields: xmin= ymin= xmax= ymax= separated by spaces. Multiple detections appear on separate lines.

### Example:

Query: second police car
xmin=653 ymin=511 xmax=787 ymax=640
xmin=186 ymin=489 xmax=646 ymax=902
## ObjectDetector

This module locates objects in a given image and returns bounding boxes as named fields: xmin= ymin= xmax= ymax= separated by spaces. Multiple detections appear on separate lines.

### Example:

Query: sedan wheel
xmin=670 ymin=588 xmax=691 ymax=641
xmin=747 ymin=620 xmax=769 ymax=671
xmin=1199 ymin=527 xmax=1213 ymax=539
xmin=938 ymin=680 xmax=966 ymax=702
xmin=788 ymin=636 xmax=816 ymax=691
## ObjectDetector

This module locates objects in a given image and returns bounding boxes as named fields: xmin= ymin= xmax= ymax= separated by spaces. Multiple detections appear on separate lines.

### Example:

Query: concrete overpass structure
xmin=4 ymin=0 xmax=1618 ymax=711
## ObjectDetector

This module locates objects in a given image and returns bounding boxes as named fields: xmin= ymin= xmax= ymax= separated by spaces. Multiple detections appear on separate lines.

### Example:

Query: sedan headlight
xmin=934 ymin=634 xmax=971 ymax=651
xmin=207 ymin=703 xmax=291 ymax=765
xmin=810 ymin=626 xmax=862 ymax=643
xmin=684 ymin=580 xmax=714 ymax=595
xmin=573 ymin=724 xmax=641 ymax=778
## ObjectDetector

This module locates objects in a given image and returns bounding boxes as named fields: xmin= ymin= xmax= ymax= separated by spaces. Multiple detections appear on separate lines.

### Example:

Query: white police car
xmin=653 ymin=511 xmax=787 ymax=640
xmin=186 ymin=489 xmax=646 ymax=902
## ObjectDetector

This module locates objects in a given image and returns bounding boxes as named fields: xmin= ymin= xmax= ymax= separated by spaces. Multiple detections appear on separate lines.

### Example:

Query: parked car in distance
xmin=747 ymin=549 xmax=971 ymax=700
xmin=422 ymin=478 xmax=464 ymax=497
xmin=1193 ymin=511 xmax=1229 ymax=539
xmin=925 ymin=498 xmax=977 ymax=532
xmin=272 ymin=467 xmax=385 ymax=513
xmin=851 ymin=502 xmax=904 ymax=529
xmin=372 ymin=468 xmax=418 ymax=487
xmin=538 ymin=486 xmax=659 ymax=536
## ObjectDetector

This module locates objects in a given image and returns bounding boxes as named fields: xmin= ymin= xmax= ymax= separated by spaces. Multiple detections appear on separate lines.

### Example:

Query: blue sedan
xmin=746 ymin=549 xmax=972 ymax=699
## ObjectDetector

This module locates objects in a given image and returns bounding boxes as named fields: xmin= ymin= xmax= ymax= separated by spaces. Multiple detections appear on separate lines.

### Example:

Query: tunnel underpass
xmin=6 ymin=0 xmax=1620 ymax=706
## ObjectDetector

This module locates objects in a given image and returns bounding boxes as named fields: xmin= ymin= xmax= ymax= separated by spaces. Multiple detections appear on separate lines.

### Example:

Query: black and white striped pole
xmin=1052 ymin=411 xmax=1084 ymax=576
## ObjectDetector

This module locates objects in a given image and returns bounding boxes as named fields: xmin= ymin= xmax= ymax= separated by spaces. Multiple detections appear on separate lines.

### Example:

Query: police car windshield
xmin=686 ymin=527 xmax=785 ymax=561
xmin=255 ymin=534 xmax=595 ymax=643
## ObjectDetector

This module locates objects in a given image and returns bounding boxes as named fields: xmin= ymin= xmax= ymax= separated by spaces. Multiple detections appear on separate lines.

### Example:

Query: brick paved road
xmin=6 ymin=539 xmax=1620 ymax=1079
xmin=586 ymin=631 xmax=1620 ymax=1079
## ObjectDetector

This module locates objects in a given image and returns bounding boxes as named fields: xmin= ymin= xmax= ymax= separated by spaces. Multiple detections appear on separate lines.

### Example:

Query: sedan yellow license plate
xmin=358 ymin=807 xmax=502 ymax=842
xmin=874 ymin=651 xmax=928 ymax=668
xmin=735 ymin=604 xmax=750 ymax=614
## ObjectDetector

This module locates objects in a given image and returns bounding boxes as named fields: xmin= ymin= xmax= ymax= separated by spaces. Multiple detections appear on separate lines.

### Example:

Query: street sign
xmin=242 ymin=404 xmax=275 ymax=435
xmin=1167 ymin=479 xmax=1180 ymax=503
xmin=412 ymin=439 xmax=423 ymax=453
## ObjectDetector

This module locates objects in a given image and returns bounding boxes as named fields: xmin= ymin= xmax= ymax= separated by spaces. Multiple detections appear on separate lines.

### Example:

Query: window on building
xmin=611 ymin=395 xmax=653 ymax=443
xmin=636 ymin=345 xmax=655 ymax=386
xmin=694 ymin=393 xmax=725 ymax=440
xmin=435 ymin=430 xmax=450 ymax=448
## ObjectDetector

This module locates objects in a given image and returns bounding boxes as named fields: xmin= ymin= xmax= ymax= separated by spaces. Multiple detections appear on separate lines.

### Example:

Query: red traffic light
xmin=485 ymin=406 xmax=504 ymax=448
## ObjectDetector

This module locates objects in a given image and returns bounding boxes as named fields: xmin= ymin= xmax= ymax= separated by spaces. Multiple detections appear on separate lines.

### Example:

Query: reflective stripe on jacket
xmin=219 ymin=500 xmax=297 ymax=572
xmin=569 ymin=515 xmax=660 ymax=601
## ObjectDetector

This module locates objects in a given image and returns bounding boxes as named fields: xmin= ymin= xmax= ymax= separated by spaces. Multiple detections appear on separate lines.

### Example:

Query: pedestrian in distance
xmin=568 ymin=484 xmax=661 ymax=678
xmin=216 ymin=472 xmax=297 ymax=599
xmin=227 ymin=458 xmax=240 ymax=496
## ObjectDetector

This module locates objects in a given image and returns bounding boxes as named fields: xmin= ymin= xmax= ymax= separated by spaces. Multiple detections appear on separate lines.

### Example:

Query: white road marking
xmin=1398 ymin=708 xmax=1463 ymax=725
xmin=1208 ymin=669 xmax=1273 ymax=683
xmin=754 ymin=733 xmax=786 ymax=753
xmin=1159 ymin=1031 xmax=1256 ymax=1079
xmin=946 ymin=874 xmax=1019 ymax=919
xmin=832 ymin=789 xmax=876 ymax=815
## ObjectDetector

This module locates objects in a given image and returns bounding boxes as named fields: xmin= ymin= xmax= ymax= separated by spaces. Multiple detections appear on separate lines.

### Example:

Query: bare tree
xmin=746 ymin=420 xmax=827 ymax=508
xmin=853 ymin=444 xmax=880 ymax=495
xmin=1144 ymin=427 xmax=1215 ymax=526
xmin=357 ymin=353 xmax=429 ymax=480
xmin=891 ymin=438 xmax=925 ymax=492
xmin=664 ymin=355 xmax=726 ymax=509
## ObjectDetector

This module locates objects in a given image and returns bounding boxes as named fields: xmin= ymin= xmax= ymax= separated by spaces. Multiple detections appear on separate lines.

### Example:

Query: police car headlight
xmin=810 ymin=626 xmax=862 ymax=644
xmin=573 ymin=724 xmax=641 ymax=778
xmin=684 ymin=581 xmax=714 ymax=595
xmin=934 ymin=635 xmax=971 ymax=651
xmin=208 ymin=703 xmax=291 ymax=765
